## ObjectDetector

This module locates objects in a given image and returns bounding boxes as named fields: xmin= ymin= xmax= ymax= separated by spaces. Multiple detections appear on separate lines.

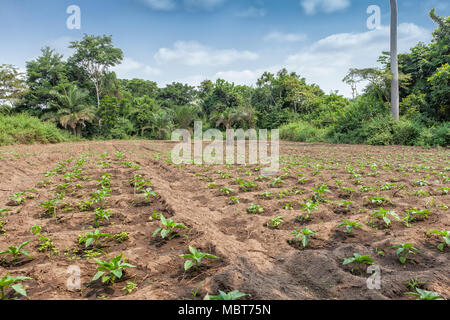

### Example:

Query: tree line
xmin=0 ymin=9 xmax=448 ymax=146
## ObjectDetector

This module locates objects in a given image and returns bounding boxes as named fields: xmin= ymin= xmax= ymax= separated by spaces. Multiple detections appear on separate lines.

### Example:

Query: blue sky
xmin=0 ymin=0 xmax=448 ymax=96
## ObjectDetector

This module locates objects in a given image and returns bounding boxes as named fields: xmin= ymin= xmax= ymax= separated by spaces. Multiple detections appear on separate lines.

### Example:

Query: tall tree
xmin=0 ymin=64 xmax=26 ymax=108
xmin=68 ymin=35 xmax=123 ymax=107
xmin=390 ymin=0 xmax=400 ymax=120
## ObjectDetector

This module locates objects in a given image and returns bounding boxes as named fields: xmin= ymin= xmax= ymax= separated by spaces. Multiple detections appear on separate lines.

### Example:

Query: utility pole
xmin=390 ymin=0 xmax=399 ymax=120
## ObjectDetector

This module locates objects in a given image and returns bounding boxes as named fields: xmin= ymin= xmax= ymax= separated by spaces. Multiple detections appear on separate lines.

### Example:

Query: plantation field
xmin=0 ymin=140 xmax=448 ymax=300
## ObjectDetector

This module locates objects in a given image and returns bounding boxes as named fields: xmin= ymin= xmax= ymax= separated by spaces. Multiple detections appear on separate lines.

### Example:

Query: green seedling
xmin=267 ymin=216 xmax=284 ymax=229
xmin=312 ymin=184 xmax=331 ymax=203
xmin=8 ymin=193 xmax=25 ymax=206
xmin=247 ymin=203 xmax=264 ymax=214
xmin=403 ymin=209 xmax=431 ymax=227
xmin=343 ymin=253 xmax=374 ymax=274
xmin=407 ymin=278 xmax=426 ymax=290
xmin=97 ymin=173 xmax=111 ymax=188
xmin=0 ymin=241 xmax=32 ymax=262
xmin=368 ymin=208 xmax=400 ymax=228
xmin=220 ymin=187 xmax=233 ymax=196
xmin=122 ymin=281 xmax=138 ymax=294
xmin=92 ymin=254 xmax=135 ymax=284
xmin=426 ymin=230 xmax=450 ymax=251
xmin=79 ymin=229 xmax=111 ymax=248
xmin=406 ymin=288 xmax=444 ymax=300
xmin=0 ymin=273 xmax=32 ymax=300
xmin=115 ymin=151 xmax=124 ymax=161
xmin=30 ymin=225 xmax=42 ymax=236
xmin=228 ymin=196 xmax=240 ymax=205
xmin=113 ymin=232 xmax=129 ymax=243
xmin=180 ymin=246 xmax=219 ymax=271
xmin=93 ymin=208 xmax=113 ymax=227
xmin=39 ymin=200 xmax=58 ymax=218
xmin=37 ymin=234 xmax=57 ymax=254
xmin=337 ymin=219 xmax=363 ymax=234
xmin=390 ymin=243 xmax=420 ymax=264
xmin=204 ymin=290 xmax=248 ymax=301
xmin=153 ymin=215 xmax=187 ymax=240
xmin=290 ymin=228 xmax=316 ymax=248
xmin=240 ymin=181 xmax=257 ymax=192
xmin=297 ymin=201 xmax=319 ymax=222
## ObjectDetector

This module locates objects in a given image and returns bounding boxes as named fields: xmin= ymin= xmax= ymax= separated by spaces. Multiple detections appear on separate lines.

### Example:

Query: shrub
xmin=0 ymin=114 xmax=74 ymax=146
xmin=279 ymin=120 xmax=325 ymax=142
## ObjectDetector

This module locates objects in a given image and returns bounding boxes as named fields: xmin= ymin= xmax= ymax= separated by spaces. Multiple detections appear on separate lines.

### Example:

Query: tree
xmin=390 ymin=0 xmax=399 ymax=120
xmin=49 ymin=85 xmax=96 ymax=137
xmin=0 ymin=64 xmax=27 ymax=108
xmin=19 ymin=47 xmax=68 ymax=114
xmin=171 ymin=105 xmax=200 ymax=131
xmin=68 ymin=35 xmax=123 ymax=107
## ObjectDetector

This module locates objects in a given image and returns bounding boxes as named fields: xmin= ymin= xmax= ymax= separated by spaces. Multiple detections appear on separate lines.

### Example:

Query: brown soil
xmin=0 ymin=140 xmax=448 ymax=300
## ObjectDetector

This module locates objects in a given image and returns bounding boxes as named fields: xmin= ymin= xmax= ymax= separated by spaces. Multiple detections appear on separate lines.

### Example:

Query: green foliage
xmin=152 ymin=215 xmax=187 ymax=240
xmin=0 ymin=114 xmax=73 ymax=146
xmin=343 ymin=253 xmax=374 ymax=274
xmin=0 ymin=273 xmax=32 ymax=300
xmin=426 ymin=230 xmax=450 ymax=251
xmin=204 ymin=290 xmax=248 ymax=300
xmin=180 ymin=246 xmax=219 ymax=271
xmin=290 ymin=228 xmax=316 ymax=248
xmin=0 ymin=241 xmax=32 ymax=262
xmin=390 ymin=243 xmax=420 ymax=264
xmin=92 ymin=254 xmax=135 ymax=284
xmin=406 ymin=288 xmax=444 ymax=300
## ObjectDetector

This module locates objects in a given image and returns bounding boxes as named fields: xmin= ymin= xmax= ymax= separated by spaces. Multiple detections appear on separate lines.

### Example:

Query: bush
xmin=0 ymin=114 xmax=74 ymax=146
xmin=392 ymin=119 xmax=422 ymax=146
xmin=279 ymin=120 xmax=326 ymax=142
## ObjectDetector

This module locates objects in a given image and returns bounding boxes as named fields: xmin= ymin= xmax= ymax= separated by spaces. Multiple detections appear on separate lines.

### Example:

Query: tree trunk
xmin=390 ymin=0 xmax=399 ymax=120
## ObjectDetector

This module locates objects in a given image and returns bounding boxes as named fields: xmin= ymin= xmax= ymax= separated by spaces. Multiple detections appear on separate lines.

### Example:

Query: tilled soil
xmin=0 ymin=140 xmax=448 ymax=300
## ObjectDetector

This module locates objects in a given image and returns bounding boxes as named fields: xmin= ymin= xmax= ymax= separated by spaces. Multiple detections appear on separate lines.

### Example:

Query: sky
xmin=0 ymin=0 xmax=449 ymax=97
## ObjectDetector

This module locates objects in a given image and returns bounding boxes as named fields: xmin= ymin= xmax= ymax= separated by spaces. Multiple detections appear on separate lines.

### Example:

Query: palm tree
xmin=49 ymin=85 xmax=96 ymax=137
xmin=171 ymin=105 xmax=200 ymax=132
xmin=141 ymin=108 xmax=173 ymax=140
xmin=210 ymin=107 xmax=255 ymax=145
xmin=390 ymin=0 xmax=399 ymax=120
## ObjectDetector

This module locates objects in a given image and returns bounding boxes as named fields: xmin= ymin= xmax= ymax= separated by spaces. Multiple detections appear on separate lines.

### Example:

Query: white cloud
xmin=285 ymin=23 xmax=431 ymax=96
xmin=141 ymin=0 xmax=177 ymax=11
xmin=113 ymin=57 xmax=161 ymax=78
xmin=154 ymin=41 xmax=259 ymax=66
xmin=264 ymin=32 xmax=307 ymax=43
xmin=300 ymin=0 xmax=351 ymax=15
xmin=235 ymin=6 xmax=267 ymax=18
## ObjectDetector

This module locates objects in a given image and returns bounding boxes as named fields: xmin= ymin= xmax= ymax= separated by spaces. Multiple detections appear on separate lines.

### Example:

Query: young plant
xmin=390 ymin=243 xmax=420 ymax=264
xmin=0 ymin=241 xmax=32 ymax=262
xmin=402 ymin=209 xmax=431 ymax=227
xmin=312 ymin=184 xmax=331 ymax=203
xmin=343 ymin=253 xmax=374 ymax=274
xmin=267 ymin=216 xmax=284 ymax=229
xmin=39 ymin=200 xmax=58 ymax=218
xmin=92 ymin=254 xmax=136 ymax=284
xmin=407 ymin=278 xmax=426 ymax=290
xmin=247 ymin=203 xmax=264 ymax=214
xmin=337 ymin=219 xmax=363 ymax=234
xmin=290 ymin=228 xmax=316 ymax=248
xmin=426 ymin=230 xmax=450 ymax=251
xmin=228 ymin=196 xmax=240 ymax=205
xmin=204 ymin=290 xmax=248 ymax=301
xmin=180 ymin=246 xmax=219 ymax=271
xmin=297 ymin=201 xmax=319 ymax=222
xmin=8 ymin=192 xmax=26 ymax=206
xmin=153 ymin=215 xmax=187 ymax=240
xmin=368 ymin=208 xmax=400 ymax=228
xmin=93 ymin=208 xmax=113 ymax=227
xmin=78 ymin=229 xmax=111 ymax=248
xmin=122 ymin=281 xmax=138 ymax=294
xmin=406 ymin=288 xmax=444 ymax=300
xmin=0 ymin=274 xmax=32 ymax=300
xmin=220 ymin=187 xmax=233 ymax=196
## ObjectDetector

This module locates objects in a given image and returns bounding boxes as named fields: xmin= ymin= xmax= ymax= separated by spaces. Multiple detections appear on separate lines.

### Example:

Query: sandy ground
xmin=0 ymin=140 xmax=448 ymax=300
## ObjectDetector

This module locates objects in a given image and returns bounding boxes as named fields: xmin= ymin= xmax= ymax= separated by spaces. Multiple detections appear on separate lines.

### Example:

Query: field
xmin=0 ymin=140 xmax=448 ymax=300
